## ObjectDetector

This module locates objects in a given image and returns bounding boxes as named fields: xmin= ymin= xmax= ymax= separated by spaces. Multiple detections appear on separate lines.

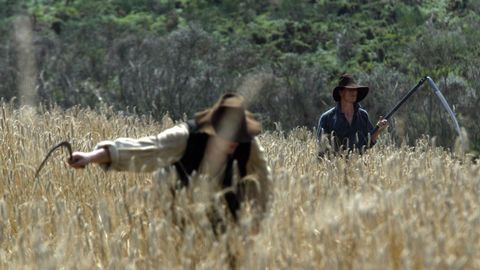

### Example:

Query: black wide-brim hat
xmin=194 ymin=93 xmax=261 ymax=143
xmin=333 ymin=74 xmax=369 ymax=102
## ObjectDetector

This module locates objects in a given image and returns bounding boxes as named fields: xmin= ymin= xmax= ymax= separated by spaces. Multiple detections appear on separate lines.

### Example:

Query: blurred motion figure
xmin=69 ymin=93 xmax=271 ymax=226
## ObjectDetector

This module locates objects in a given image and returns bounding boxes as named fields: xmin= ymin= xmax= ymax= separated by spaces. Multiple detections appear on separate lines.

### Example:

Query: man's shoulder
xmin=357 ymin=107 xmax=370 ymax=116
xmin=320 ymin=106 xmax=337 ymax=118
xmin=159 ymin=122 xmax=191 ymax=142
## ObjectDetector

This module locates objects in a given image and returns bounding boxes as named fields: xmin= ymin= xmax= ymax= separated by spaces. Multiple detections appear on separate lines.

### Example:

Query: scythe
xmin=373 ymin=76 xmax=465 ymax=147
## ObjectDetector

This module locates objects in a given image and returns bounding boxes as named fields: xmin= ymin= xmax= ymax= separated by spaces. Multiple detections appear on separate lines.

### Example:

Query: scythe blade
xmin=425 ymin=76 xmax=465 ymax=147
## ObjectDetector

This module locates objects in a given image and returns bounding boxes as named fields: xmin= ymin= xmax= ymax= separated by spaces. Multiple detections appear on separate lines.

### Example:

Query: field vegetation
xmin=0 ymin=103 xmax=478 ymax=269
xmin=1 ymin=1 xmax=479 ymax=268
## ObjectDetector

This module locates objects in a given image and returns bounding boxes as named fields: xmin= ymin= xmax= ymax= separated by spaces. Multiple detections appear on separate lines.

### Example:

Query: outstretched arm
xmin=68 ymin=123 xmax=190 ymax=172
xmin=69 ymin=148 xmax=111 ymax=168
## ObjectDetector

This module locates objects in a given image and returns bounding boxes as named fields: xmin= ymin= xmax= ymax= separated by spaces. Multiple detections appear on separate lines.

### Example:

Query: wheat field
xmin=0 ymin=102 xmax=479 ymax=270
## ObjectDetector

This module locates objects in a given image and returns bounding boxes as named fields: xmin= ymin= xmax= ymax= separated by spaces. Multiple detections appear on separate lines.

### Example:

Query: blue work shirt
xmin=317 ymin=103 xmax=376 ymax=154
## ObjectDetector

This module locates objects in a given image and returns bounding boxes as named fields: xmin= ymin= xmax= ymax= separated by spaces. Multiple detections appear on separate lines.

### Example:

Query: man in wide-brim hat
xmin=69 ymin=93 xmax=271 ymax=222
xmin=316 ymin=74 xmax=388 ymax=156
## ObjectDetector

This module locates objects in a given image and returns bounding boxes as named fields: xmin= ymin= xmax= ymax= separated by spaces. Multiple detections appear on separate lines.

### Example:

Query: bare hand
xmin=376 ymin=116 xmax=388 ymax=131
xmin=68 ymin=148 xmax=111 ymax=169
xmin=68 ymin=152 xmax=92 ymax=169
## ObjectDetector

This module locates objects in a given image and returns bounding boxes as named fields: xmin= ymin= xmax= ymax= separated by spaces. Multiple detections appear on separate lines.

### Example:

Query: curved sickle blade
xmin=426 ymin=77 xmax=465 ymax=147
xmin=34 ymin=141 xmax=73 ymax=179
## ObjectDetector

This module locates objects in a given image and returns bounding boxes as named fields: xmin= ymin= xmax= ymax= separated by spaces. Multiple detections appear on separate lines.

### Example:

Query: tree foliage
xmin=0 ymin=0 xmax=479 ymax=152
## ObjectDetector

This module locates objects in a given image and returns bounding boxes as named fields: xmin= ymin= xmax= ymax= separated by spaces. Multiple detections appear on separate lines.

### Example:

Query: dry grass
xmin=0 ymin=102 xmax=479 ymax=269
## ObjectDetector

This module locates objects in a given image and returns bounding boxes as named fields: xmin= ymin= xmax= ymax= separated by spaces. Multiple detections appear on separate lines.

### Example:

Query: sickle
xmin=34 ymin=141 xmax=73 ymax=179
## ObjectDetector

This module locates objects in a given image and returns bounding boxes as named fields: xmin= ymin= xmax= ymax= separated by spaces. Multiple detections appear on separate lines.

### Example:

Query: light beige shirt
xmin=95 ymin=123 xmax=271 ymax=211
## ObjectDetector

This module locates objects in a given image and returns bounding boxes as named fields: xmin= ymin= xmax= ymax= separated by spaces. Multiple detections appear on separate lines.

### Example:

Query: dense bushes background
xmin=0 ymin=0 xmax=478 ymax=152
